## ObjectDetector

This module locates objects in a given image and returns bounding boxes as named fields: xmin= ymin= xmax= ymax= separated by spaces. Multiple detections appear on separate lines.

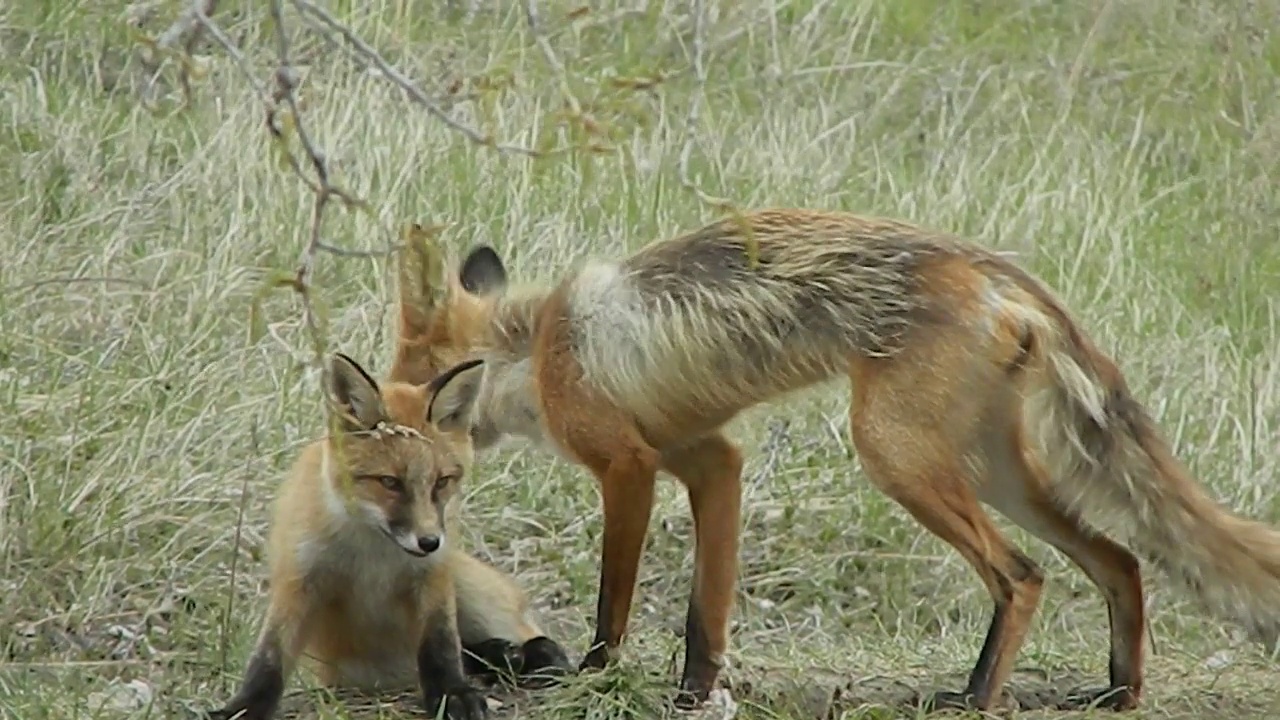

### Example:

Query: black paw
xmin=462 ymin=639 xmax=523 ymax=683
xmin=675 ymin=663 xmax=719 ymax=710
xmin=918 ymin=690 xmax=981 ymax=714
xmin=578 ymin=643 xmax=611 ymax=672
xmin=424 ymin=685 xmax=488 ymax=720
xmin=1058 ymin=685 xmax=1140 ymax=712
xmin=673 ymin=682 xmax=710 ymax=711
xmin=516 ymin=636 xmax=574 ymax=688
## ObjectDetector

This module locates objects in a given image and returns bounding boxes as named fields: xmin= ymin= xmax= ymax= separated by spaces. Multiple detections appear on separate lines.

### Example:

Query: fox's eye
xmin=379 ymin=476 xmax=404 ymax=493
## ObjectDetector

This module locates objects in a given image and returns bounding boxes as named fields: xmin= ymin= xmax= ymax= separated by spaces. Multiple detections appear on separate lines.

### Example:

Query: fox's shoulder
xmin=266 ymin=440 xmax=346 ymax=555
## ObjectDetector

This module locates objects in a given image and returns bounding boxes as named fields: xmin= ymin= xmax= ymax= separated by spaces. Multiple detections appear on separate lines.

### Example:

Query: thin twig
xmin=6 ymin=276 xmax=149 ymax=292
xmin=136 ymin=0 xmax=221 ymax=105
xmin=263 ymin=0 xmax=364 ymax=374
xmin=290 ymin=5 xmax=374 ymax=71
xmin=295 ymin=6 xmax=482 ymax=112
xmin=176 ymin=0 xmax=399 ymax=306
xmin=190 ymin=3 xmax=271 ymax=104
xmin=290 ymin=0 xmax=543 ymax=156
xmin=524 ymin=0 xmax=581 ymax=116
xmin=315 ymin=241 xmax=402 ymax=258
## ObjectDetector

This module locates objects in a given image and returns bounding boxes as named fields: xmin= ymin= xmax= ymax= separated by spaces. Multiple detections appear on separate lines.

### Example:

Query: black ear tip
xmin=461 ymin=245 xmax=501 ymax=272
xmin=466 ymin=244 xmax=500 ymax=260
xmin=425 ymin=357 xmax=486 ymax=396
xmin=459 ymin=245 xmax=508 ymax=294
xmin=425 ymin=358 xmax=487 ymax=424
xmin=328 ymin=352 xmax=379 ymax=388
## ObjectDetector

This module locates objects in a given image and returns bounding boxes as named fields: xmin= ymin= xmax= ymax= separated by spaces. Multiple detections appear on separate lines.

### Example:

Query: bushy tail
xmin=388 ymin=225 xmax=447 ymax=386
xmin=1020 ymin=293 xmax=1280 ymax=649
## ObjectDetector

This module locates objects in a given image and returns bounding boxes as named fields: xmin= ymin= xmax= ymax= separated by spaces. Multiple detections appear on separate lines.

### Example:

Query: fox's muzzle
xmin=388 ymin=527 xmax=446 ymax=558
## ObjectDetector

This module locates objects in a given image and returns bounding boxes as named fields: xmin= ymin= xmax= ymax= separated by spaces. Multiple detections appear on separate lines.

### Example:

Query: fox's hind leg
xmin=450 ymin=551 xmax=573 ymax=688
xmin=533 ymin=322 xmax=661 ymax=675
xmin=849 ymin=355 xmax=1046 ymax=713
xmin=979 ymin=425 xmax=1145 ymax=711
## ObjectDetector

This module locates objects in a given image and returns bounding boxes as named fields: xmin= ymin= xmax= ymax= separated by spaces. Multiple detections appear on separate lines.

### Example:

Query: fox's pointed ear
xmin=426 ymin=358 xmax=486 ymax=434
xmin=326 ymin=353 xmax=388 ymax=432
xmin=458 ymin=246 xmax=508 ymax=296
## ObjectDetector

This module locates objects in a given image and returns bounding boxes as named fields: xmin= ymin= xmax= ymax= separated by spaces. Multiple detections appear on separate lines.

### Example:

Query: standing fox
xmin=204 ymin=350 xmax=573 ymax=720
xmin=396 ymin=208 xmax=1280 ymax=713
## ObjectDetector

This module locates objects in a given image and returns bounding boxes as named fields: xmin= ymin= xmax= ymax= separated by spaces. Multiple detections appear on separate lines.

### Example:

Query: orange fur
xmin=396 ymin=209 xmax=1280 ymax=712
xmin=205 ymin=354 xmax=571 ymax=720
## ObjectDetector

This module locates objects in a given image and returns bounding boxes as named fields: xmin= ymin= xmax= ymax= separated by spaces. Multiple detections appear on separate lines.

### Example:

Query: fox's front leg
xmin=419 ymin=573 xmax=489 ymax=720
xmin=205 ymin=600 xmax=309 ymax=720
xmin=531 ymin=331 xmax=662 ymax=673
xmin=579 ymin=446 xmax=660 ymax=671
xmin=662 ymin=434 xmax=744 ymax=708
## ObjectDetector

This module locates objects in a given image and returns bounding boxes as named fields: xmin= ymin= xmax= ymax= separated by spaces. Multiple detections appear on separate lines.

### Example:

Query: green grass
xmin=2 ymin=0 xmax=1279 ymax=718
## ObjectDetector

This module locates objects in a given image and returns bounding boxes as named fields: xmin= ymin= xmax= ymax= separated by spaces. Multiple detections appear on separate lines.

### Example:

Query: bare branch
xmin=524 ymin=0 xmax=579 ymax=115
xmin=522 ymin=0 xmax=617 ymax=156
xmin=260 ymin=0 xmax=373 ymax=379
xmin=289 ymin=0 xmax=544 ymax=156
xmin=190 ymin=4 xmax=270 ymax=104
xmin=135 ymin=0 xmax=220 ymax=106
xmin=168 ymin=0 xmax=725 ymax=408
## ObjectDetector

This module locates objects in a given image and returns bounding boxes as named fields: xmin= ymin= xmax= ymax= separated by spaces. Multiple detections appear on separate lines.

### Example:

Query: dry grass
xmin=2 ymin=1 xmax=1279 ymax=719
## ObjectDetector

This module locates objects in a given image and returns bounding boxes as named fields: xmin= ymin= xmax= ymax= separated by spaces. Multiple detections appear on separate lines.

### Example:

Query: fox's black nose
xmin=417 ymin=535 xmax=441 ymax=554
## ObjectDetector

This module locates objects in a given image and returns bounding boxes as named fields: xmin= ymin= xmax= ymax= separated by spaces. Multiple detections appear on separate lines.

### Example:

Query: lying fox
xmin=396 ymin=208 xmax=1280 ymax=713
xmin=203 ymin=351 xmax=573 ymax=720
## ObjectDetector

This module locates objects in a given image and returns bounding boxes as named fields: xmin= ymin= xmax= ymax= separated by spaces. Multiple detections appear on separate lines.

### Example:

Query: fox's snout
xmin=416 ymin=534 xmax=441 ymax=553
xmin=355 ymin=480 xmax=449 ymax=559
xmin=389 ymin=526 xmax=446 ymax=557
xmin=389 ymin=528 xmax=446 ymax=557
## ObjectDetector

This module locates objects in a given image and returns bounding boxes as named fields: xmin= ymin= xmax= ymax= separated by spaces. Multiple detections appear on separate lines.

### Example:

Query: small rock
xmin=701 ymin=688 xmax=738 ymax=719
xmin=106 ymin=624 xmax=137 ymax=641
xmin=1203 ymin=650 xmax=1233 ymax=671
xmin=88 ymin=679 xmax=154 ymax=714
